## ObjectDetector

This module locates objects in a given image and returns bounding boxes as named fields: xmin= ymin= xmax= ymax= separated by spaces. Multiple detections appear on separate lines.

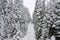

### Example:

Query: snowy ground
xmin=22 ymin=22 xmax=36 ymax=40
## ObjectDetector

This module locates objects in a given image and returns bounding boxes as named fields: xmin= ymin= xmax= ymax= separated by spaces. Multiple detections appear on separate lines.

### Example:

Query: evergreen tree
xmin=0 ymin=0 xmax=31 ymax=40
xmin=33 ymin=0 xmax=47 ymax=40
xmin=33 ymin=0 xmax=60 ymax=40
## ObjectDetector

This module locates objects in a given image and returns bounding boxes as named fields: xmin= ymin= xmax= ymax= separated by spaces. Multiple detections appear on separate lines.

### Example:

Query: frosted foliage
xmin=0 ymin=0 xmax=31 ymax=40
xmin=33 ymin=0 xmax=60 ymax=40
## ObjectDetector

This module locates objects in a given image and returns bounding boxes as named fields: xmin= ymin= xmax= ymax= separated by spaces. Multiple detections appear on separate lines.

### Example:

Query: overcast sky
xmin=23 ymin=0 xmax=36 ymax=18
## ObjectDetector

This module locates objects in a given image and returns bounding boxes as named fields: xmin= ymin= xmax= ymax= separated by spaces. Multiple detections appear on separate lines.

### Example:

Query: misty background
xmin=21 ymin=0 xmax=36 ymax=40
xmin=23 ymin=0 xmax=36 ymax=18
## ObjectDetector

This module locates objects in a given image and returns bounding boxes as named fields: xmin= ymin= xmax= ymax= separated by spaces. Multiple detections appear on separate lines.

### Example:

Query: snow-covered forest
xmin=0 ymin=0 xmax=60 ymax=40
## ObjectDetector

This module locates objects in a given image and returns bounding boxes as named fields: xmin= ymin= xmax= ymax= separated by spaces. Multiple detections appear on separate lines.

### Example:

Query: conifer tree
xmin=33 ymin=0 xmax=60 ymax=40
xmin=0 ymin=0 xmax=31 ymax=40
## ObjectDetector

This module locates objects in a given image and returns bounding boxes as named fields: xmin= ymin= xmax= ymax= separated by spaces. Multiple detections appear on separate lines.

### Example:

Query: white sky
xmin=23 ymin=0 xmax=36 ymax=18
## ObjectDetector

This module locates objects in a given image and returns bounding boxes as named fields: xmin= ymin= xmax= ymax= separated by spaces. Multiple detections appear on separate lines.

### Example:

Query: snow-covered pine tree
xmin=33 ymin=0 xmax=48 ymax=40
xmin=47 ymin=0 xmax=60 ymax=40
xmin=0 ymin=0 xmax=31 ymax=40
xmin=33 ymin=0 xmax=60 ymax=40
